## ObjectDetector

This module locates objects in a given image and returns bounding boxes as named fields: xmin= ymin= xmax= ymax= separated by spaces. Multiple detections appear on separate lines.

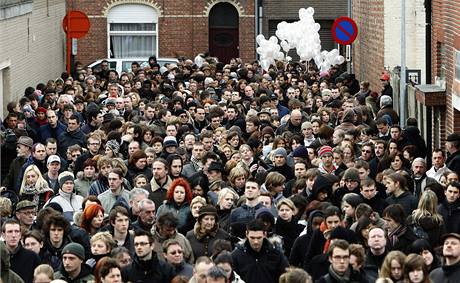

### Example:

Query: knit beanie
xmin=105 ymin=139 xmax=120 ymax=155
xmin=273 ymin=147 xmax=287 ymax=158
xmin=318 ymin=145 xmax=333 ymax=157
xmin=59 ymin=172 xmax=74 ymax=188
xmin=342 ymin=168 xmax=360 ymax=183
xmin=61 ymin=243 xmax=85 ymax=260
xmin=292 ymin=145 xmax=308 ymax=158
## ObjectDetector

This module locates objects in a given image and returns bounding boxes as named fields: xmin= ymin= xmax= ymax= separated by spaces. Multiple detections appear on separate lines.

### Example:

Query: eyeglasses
xmin=169 ymin=250 xmax=183 ymax=255
xmin=134 ymin=242 xmax=150 ymax=247
xmin=72 ymin=154 xmax=81 ymax=158
xmin=89 ymin=143 xmax=100 ymax=146
xmin=362 ymin=150 xmax=371 ymax=153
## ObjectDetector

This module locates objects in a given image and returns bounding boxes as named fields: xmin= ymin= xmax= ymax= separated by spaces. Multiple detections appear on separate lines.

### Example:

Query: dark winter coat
xmin=446 ymin=150 xmax=460 ymax=177
xmin=430 ymin=262 xmax=460 ymax=283
xmin=228 ymin=203 xmax=264 ymax=239
xmin=39 ymin=122 xmax=66 ymax=143
xmin=438 ymin=199 xmax=460 ymax=234
xmin=186 ymin=222 xmax=230 ymax=258
xmin=54 ymin=263 xmax=94 ymax=283
xmin=385 ymin=191 xmax=418 ymax=216
xmin=57 ymin=129 xmax=87 ymax=157
xmin=0 ymin=242 xmax=24 ymax=283
xmin=232 ymin=238 xmax=289 ymax=283
xmin=122 ymin=253 xmax=175 ymax=283
xmin=9 ymin=245 xmax=40 ymax=283
xmin=406 ymin=214 xmax=445 ymax=247
xmin=274 ymin=218 xmax=304 ymax=257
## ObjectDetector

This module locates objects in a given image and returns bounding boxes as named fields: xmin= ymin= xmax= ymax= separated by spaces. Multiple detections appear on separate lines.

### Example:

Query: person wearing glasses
xmin=122 ymin=230 xmax=175 ymax=283
xmin=162 ymin=239 xmax=193 ymax=278
xmin=317 ymin=239 xmax=365 ymax=283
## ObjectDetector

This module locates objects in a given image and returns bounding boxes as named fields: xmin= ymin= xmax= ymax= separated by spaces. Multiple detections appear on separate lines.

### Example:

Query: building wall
xmin=384 ymin=0 xmax=426 ymax=84
xmin=74 ymin=0 xmax=255 ymax=66
xmin=432 ymin=0 xmax=460 ymax=135
xmin=0 ymin=0 xmax=65 ymax=117
xmin=352 ymin=0 xmax=385 ymax=93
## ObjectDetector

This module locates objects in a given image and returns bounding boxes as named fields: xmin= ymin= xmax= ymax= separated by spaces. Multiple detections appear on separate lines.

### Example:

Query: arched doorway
xmin=209 ymin=3 xmax=239 ymax=63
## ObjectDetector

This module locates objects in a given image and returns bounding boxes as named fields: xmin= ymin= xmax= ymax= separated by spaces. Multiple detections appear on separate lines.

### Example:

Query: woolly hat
xmin=292 ymin=145 xmax=308 ymax=158
xmin=261 ymin=126 xmax=274 ymax=136
xmin=163 ymin=136 xmax=178 ymax=148
xmin=59 ymin=172 xmax=74 ymax=187
xmin=318 ymin=145 xmax=333 ymax=157
xmin=61 ymin=243 xmax=85 ymax=260
xmin=273 ymin=147 xmax=287 ymax=158
xmin=330 ymin=226 xmax=357 ymax=243
xmin=208 ymin=161 xmax=224 ymax=173
xmin=198 ymin=205 xmax=218 ymax=222
xmin=342 ymin=168 xmax=360 ymax=183
xmin=36 ymin=107 xmax=47 ymax=114
xmin=380 ymin=95 xmax=392 ymax=108
xmin=105 ymin=139 xmax=120 ymax=154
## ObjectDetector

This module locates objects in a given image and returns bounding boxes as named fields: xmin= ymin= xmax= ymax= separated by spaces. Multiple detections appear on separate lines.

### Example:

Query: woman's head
xmin=167 ymin=178 xmax=193 ymax=204
xmin=409 ymin=239 xmax=436 ymax=267
xmin=264 ymin=172 xmax=286 ymax=195
xmin=217 ymin=188 xmax=238 ymax=210
xmin=228 ymin=166 xmax=249 ymax=189
xmin=190 ymin=196 xmax=207 ymax=218
xmin=324 ymin=206 xmax=342 ymax=230
xmin=341 ymin=193 xmax=363 ymax=219
xmin=90 ymin=231 xmax=116 ymax=255
xmin=23 ymin=230 xmax=44 ymax=254
xmin=403 ymin=253 xmax=429 ymax=283
xmin=128 ymin=150 xmax=147 ymax=169
xmin=380 ymin=251 xmax=406 ymax=281
xmin=80 ymin=203 xmax=105 ymax=233
xmin=385 ymin=172 xmax=407 ymax=193
xmin=33 ymin=264 xmax=54 ymax=283
xmin=21 ymin=164 xmax=47 ymax=189
xmin=277 ymin=198 xmax=297 ymax=221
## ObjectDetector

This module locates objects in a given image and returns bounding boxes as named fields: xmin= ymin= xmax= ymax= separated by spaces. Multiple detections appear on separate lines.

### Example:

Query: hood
xmin=1 ymin=241 xmax=10 ymax=271
xmin=404 ymin=126 xmax=420 ymax=136
xmin=311 ymin=175 xmax=332 ymax=198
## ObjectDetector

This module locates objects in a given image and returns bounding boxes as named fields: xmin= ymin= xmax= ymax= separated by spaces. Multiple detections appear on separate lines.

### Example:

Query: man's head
xmin=290 ymin=110 xmax=302 ymax=126
xmin=432 ymin=149 xmax=445 ymax=169
xmin=244 ymin=180 xmax=260 ymax=201
xmin=245 ymin=219 xmax=266 ymax=252
xmin=445 ymin=182 xmax=460 ymax=204
xmin=412 ymin=158 xmax=427 ymax=178
xmin=374 ymin=141 xmax=386 ymax=158
xmin=61 ymin=243 xmax=85 ymax=275
xmin=206 ymin=266 xmax=228 ymax=283
xmin=156 ymin=212 xmax=179 ymax=239
xmin=328 ymin=239 xmax=350 ymax=276
xmin=15 ymin=200 xmax=37 ymax=226
xmin=446 ymin=133 xmax=460 ymax=154
xmin=443 ymin=233 xmax=460 ymax=265
xmin=2 ymin=219 xmax=21 ymax=250
xmin=108 ymin=169 xmax=124 ymax=191
xmin=153 ymin=159 xmax=169 ymax=182
xmin=32 ymin=143 xmax=47 ymax=161
xmin=193 ymin=257 xmax=214 ymax=283
xmin=138 ymin=199 xmax=156 ymax=225
xmin=109 ymin=206 xmax=130 ymax=234
xmin=133 ymin=230 xmax=154 ymax=259
xmin=67 ymin=115 xmax=81 ymax=132
xmin=368 ymin=227 xmax=386 ymax=253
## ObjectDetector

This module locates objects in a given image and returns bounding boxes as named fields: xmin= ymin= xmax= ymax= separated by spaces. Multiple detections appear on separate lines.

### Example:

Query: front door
xmin=209 ymin=3 xmax=239 ymax=63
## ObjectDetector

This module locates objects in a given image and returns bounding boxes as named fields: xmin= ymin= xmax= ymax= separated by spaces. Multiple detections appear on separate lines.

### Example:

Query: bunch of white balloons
xmin=256 ymin=7 xmax=345 ymax=72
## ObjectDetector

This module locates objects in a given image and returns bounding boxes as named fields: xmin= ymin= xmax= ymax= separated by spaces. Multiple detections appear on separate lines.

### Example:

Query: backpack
xmin=409 ymin=222 xmax=429 ymax=240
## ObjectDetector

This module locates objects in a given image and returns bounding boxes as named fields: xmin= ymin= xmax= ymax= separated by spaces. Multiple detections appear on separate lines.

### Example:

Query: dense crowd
xmin=2 ymin=55 xmax=460 ymax=283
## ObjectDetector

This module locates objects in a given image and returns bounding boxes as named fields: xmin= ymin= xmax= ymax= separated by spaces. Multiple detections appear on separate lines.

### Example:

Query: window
xmin=107 ymin=4 xmax=158 ymax=58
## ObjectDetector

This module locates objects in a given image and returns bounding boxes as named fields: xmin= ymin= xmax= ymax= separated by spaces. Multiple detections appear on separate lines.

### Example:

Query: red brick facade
xmin=431 ymin=0 xmax=460 ymax=135
xmin=70 ymin=0 xmax=255 ymax=65
xmin=351 ymin=0 xmax=385 ymax=93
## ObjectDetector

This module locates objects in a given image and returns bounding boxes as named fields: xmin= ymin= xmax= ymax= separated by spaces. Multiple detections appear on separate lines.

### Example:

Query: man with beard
xmin=411 ymin=158 xmax=437 ymax=200
xmin=39 ymin=109 xmax=66 ymax=143
xmin=268 ymin=148 xmax=294 ymax=181
xmin=148 ymin=159 xmax=173 ymax=208
xmin=430 ymin=233 xmax=460 ymax=281
xmin=2 ymin=136 xmax=33 ymax=192
xmin=57 ymin=114 xmax=87 ymax=157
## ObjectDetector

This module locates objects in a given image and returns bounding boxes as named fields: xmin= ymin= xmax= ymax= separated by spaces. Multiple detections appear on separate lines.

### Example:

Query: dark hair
xmin=246 ymin=219 xmax=266 ymax=232
xmin=69 ymin=114 xmax=80 ymax=124
xmin=1 ymin=218 xmax=20 ymax=233
xmin=327 ymin=239 xmax=349 ymax=256
xmin=109 ymin=206 xmax=129 ymax=224
xmin=134 ymin=229 xmax=154 ymax=244
xmin=156 ymin=212 xmax=179 ymax=228
xmin=44 ymin=214 xmax=70 ymax=235
xmin=324 ymin=205 xmax=342 ymax=220
xmin=99 ymin=258 xmax=120 ymax=280
xmin=383 ymin=204 xmax=406 ymax=225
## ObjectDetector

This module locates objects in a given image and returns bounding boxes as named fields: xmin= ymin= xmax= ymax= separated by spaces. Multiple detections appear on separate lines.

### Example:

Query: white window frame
xmin=107 ymin=4 xmax=159 ymax=58
xmin=455 ymin=50 xmax=460 ymax=82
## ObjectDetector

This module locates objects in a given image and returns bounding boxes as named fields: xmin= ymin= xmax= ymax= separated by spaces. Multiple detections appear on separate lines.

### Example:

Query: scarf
xmin=328 ymin=264 xmax=351 ymax=282
xmin=321 ymin=222 xmax=331 ymax=254
xmin=387 ymin=225 xmax=407 ymax=248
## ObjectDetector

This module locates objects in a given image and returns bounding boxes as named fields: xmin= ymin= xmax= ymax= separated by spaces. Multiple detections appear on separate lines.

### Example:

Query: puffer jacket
xmin=46 ymin=190 xmax=84 ymax=222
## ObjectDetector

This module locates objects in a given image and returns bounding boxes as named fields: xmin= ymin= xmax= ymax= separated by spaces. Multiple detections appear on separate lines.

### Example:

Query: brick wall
xmin=352 ymin=0 xmax=385 ymax=93
xmin=432 ymin=0 xmax=460 ymax=136
xmin=74 ymin=0 xmax=255 ymax=66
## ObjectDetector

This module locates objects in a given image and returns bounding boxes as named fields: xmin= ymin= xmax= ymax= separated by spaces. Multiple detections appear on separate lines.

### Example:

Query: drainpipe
xmin=400 ymin=0 xmax=407 ymax=127
xmin=255 ymin=0 xmax=262 ymax=60
xmin=425 ymin=0 xmax=433 ymax=162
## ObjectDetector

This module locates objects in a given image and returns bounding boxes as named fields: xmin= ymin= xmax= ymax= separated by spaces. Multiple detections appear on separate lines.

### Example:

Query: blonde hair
xmin=19 ymin=165 xmax=50 ymax=195
xmin=217 ymin=188 xmax=239 ymax=207
xmin=412 ymin=190 xmax=443 ymax=224
xmin=277 ymin=198 xmax=297 ymax=214
xmin=90 ymin=231 xmax=116 ymax=251
xmin=0 ymin=197 xmax=12 ymax=217
xmin=190 ymin=196 xmax=207 ymax=207
xmin=265 ymin=172 xmax=286 ymax=191
xmin=380 ymin=251 xmax=406 ymax=279
xmin=34 ymin=264 xmax=54 ymax=280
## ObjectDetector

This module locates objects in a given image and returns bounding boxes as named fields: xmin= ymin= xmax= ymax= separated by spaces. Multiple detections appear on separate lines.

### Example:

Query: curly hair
xmin=166 ymin=177 xmax=193 ymax=204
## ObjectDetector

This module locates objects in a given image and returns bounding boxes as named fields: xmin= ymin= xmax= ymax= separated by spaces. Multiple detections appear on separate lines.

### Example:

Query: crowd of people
xmin=2 ymin=55 xmax=460 ymax=283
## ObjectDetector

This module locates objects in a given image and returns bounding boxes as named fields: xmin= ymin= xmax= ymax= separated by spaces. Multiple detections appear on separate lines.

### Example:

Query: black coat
xmin=447 ymin=150 xmax=460 ymax=177
xmin=274 ymin=218 xmax=304 ymax=258
xmin=9 ymin=245 xmax=40 ymax=283
xmin=57 ymin=129 xmax=87 ymax=157
xmin=122 ymin=254 xmax=175 ymax=283
xmin=430 ymin=262 xmax=460 ymax=283
xmin=438 ymin=199 xmax=460 ymax=234
xmin=385 ymin=191 xmax=418 ymax=217
xmin=232 ymin=239 xmax=289 ymax=283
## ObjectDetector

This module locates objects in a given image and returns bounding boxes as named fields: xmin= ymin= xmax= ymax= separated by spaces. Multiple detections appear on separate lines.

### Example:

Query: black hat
xmin=208 ymin=161 xmax=224 ymax=173
xmin=61 ymin=243 xmax=85 ymax=260
xmin=446 ymin=133 xmax=460 ymax=142
xmin=103 ymin=113 xmax=114 ymax=124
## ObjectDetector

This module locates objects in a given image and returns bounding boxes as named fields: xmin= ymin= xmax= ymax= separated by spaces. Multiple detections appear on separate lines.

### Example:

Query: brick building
xmin=0 ymin=0 xmax=65 ymax=116
xmin=71 ymin=0 xmax=255 ymax=65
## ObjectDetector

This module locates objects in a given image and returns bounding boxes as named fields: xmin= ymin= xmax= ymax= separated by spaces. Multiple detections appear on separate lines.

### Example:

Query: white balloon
xmin=306 ymin=7 xmax=315 ymax=16
xmin=260 ymin=59 xmax=270 ymax=71
xmin=337 ymin=56 xmax=345 ymax=64
xmin=256 ymin=34 xmax=265 ymax=44
xmin=194 ymin=55 xmax=204 ymax=67
xmin=269 ymin=36 xmax=278 ymax=44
